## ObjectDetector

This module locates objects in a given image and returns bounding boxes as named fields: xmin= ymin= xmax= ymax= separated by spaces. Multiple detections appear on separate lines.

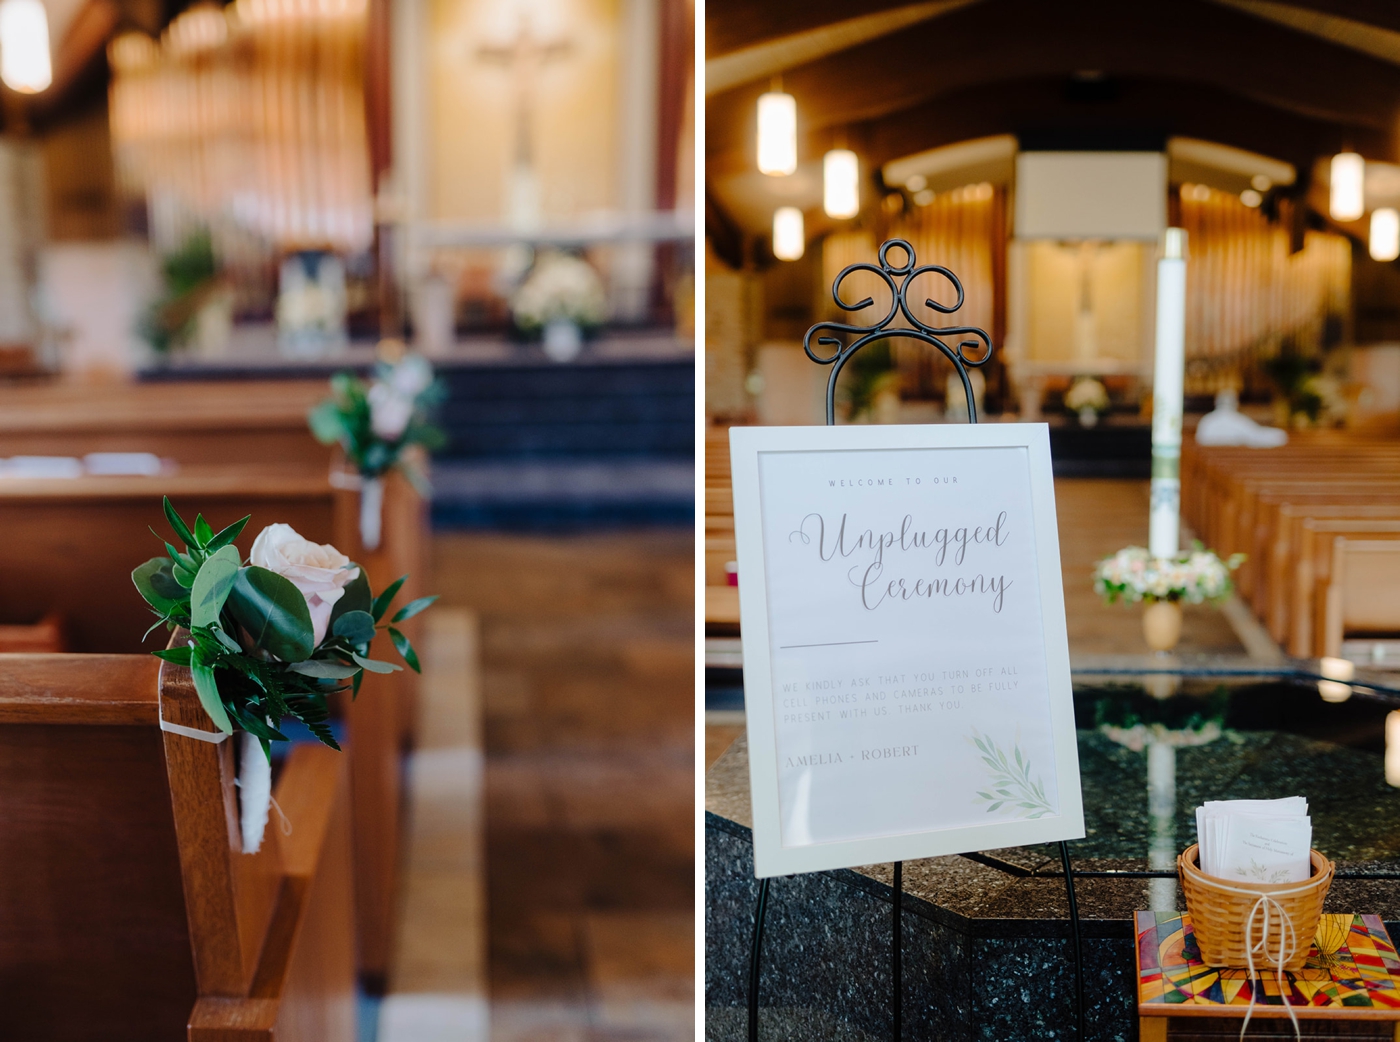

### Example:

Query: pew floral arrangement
xmin=133 ymin=499 xmax=434 ymax=851
xmin=308 ymin=349 xmax=443 ymax=548
xmin=1093 ymin=544 xmax=1243 ymax=605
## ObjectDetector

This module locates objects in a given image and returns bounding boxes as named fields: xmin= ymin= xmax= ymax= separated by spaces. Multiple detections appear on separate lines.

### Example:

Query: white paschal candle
xmin=1150 ymin=228 xmax=1187 ymax=560
xmin=1387 ymin=711 xmax=1400 ymax=788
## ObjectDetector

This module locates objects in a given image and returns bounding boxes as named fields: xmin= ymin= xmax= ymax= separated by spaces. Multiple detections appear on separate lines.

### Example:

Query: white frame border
xmin=729 ymin=422 xmax=1084 ymax=878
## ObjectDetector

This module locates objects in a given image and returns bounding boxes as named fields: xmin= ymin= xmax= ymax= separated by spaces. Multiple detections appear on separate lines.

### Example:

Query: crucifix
xmin=478 ymin=15 xmax=573 ymax=230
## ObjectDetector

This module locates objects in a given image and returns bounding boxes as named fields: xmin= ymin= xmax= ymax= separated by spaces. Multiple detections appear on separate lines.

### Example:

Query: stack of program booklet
xmin=1195 ymin=797 xmax=1313 ymax=885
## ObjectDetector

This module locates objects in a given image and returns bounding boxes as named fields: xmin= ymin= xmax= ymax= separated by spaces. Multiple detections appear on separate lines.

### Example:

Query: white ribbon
xmin=359 ymin=475 xmax=384 ymax=551
xmin=237 ymin=731 xmax=272 ymax=854
xmin=159 ymin=716 xmax=231 ymax=744
xmin=328 ymin=467 xmax=384 ymax=550
xmin=1199 ymin=874 xmax=1320 ymax=1041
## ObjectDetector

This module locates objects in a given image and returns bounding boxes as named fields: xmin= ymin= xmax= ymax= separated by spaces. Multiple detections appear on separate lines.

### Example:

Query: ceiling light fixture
xmin=757 ymin=89 xmax=797 ymax=176
xmin=772 ymin=207 xmax=804 ymax=260
xmin=1372 ymin=208 xmax=1400 ymax=262
xmin=823 ymin=149 xmax=859 ymax=219
xmin=0 ymin=0 xmax=51 ymax=94
xmin=1330 ymin=152 xmax=1365 ymax=222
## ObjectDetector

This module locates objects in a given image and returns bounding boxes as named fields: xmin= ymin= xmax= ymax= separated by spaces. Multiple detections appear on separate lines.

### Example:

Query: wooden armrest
xmin=189 ymin=743 xmax=356 ymax=1041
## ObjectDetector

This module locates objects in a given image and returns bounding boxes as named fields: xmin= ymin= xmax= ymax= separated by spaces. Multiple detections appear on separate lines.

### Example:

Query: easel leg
xmin=747 ymin=876 xmax=771 ymax=1042
xmin=1059 ymin=841 xmax=1086 ymax=1041
xmin=892 ymin=861 xmax=903 ymax=1042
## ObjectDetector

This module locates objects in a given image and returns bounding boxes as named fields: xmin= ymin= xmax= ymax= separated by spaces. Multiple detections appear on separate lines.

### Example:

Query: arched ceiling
xmin=706 ymin=0 xmax=1400 ymax=241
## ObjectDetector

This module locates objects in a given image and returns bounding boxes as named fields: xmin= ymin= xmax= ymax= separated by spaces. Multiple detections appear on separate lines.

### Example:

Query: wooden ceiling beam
xmin=707 ymin=0 xmax=1400 ymax=161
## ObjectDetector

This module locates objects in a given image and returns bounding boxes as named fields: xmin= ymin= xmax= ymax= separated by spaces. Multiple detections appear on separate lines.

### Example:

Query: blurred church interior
xmin=0 ymin=0 xmax=693 ymax=1038
xmin=704 ymin=0 xmax=1400 ymax=760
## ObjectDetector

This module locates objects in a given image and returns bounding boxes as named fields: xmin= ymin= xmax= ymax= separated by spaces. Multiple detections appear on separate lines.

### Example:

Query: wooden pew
xmin=0 ymin=465 xmax=419 ymax=983
xmin=1181 ymin=432 xmax=1400 ymax=659
xmin=0 ymin=653 xmax=355 ymax=1040
xmin=1322 ymin=538 xmax=1400 ymax=658
xmin=0 ymin=380 xmax=331 ymax=467
xmin=1267 ymin=507 xmax=1400 ymax=652
xmin=705 ymin=425 xmax=738 ymax=634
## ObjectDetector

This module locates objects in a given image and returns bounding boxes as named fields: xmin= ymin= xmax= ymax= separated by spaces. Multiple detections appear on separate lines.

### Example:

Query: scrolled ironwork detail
xmin=802 ymin=238 xmax=995 ymax=424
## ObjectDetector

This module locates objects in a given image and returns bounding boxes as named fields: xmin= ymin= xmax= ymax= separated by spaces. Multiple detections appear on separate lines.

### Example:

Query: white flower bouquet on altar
xmin=1093 ymin=543 xmax=1243 ymax=605
xmin=510 ymin=250 xmax=607 ymax=360
xmin=1064 ymin=376 xmax=1109 ymax=427
xmin=133 ymin=499 xmax=434 ymax=850
xmin=308 ymin=349 xmax=444 ymax=547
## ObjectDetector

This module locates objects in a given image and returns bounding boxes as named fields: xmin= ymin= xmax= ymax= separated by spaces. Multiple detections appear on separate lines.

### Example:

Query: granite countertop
xmin=707 ymin=734 xmax=1400 ymax=938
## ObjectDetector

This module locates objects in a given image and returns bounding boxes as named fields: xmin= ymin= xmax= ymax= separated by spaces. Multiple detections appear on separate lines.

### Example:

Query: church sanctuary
xmin=704 ymin=3 xmax=1400 ymax=1040
xmin=0 ymin=0 xmax=693 ymax=1038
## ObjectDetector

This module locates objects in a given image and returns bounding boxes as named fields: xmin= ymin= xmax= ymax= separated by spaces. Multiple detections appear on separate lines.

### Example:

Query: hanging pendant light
xmin=823 ymin=148 xmax=859 ymax=219
xmin=1330 ymin=152 xmax=1365 ymax=221
xmin=0 ymin=0 xmax=50 ymax=94
xmin=772 ymin=207 xmax=804 ymax=260
xmin=1371 ymin=208 xmax=1399 ymax=261
xmin=757 ymin=90 xmax=796 ymax=176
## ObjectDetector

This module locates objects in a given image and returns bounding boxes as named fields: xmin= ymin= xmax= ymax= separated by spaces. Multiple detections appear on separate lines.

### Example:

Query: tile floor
xmin=433 ymin=529 xmax=694 ymax=1042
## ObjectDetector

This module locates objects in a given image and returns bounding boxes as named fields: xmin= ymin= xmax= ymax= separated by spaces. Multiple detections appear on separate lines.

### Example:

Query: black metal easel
xmin=745 ymin=239 xmax=1086 ymax=1042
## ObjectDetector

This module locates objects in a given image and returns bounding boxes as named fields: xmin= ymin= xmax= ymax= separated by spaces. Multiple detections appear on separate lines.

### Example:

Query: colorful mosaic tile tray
xmin=1136 ymin=911 xmax=1400 ymax=1015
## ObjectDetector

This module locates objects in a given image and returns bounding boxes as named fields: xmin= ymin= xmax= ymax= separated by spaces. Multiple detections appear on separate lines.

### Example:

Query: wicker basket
xmin=1178 ymin=843 xmax=1334 ymax=971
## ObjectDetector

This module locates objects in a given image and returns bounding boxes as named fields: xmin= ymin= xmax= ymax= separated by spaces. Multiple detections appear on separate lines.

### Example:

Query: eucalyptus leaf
xmin=308 ymin=400 xmax=345 ymax=445
xmin=133 ymin=557 xmax=184 ymax=614
xmin=172 ymin=562 xmax=197 ymax=589
xmin=351 ymin=652 xmax=401 ymax=674
xmin=211 ymin=625 xmax=243 ymax=653
xmin=371 ymin=576 xmax=407 ymax=622
xmin=288 ymin=658 xmax=362 ymax=679
xmin=226 ymin=565 xmax=315 ymax=663
xmin=189 ymin=545 xmax=241 ymax=628
xmin=388 ymin=626 xmax=420 ymax=673
xmin=329 ymin=567 xmax=372 ymax=628
xmin=332 ymin=609 xmax=376 ymax=645
xmin=190 ymin=664 xmax=234 ymax=734
xmin=391 ymin=595 xmax=437 ymax=624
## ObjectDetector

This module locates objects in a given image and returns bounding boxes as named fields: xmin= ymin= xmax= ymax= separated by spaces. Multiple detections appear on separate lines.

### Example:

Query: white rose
xmin=389 ymin=355 xmax=433 ymax=397
xmin=367 ymin=381 xmax=414 ymax=441
xmin=249 ymin=523 xmax=359 ymax=647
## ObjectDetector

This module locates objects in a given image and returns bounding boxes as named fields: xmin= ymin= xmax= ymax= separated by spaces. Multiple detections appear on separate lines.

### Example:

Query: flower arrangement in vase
xmin=308 ymin=347 xmax=443 ymax=549
xmin=133 ymin=498 xmax=434 ymax=852
xmin=1093 ymin=544 xmax=1243 ymax=653
xmin=1064 ymin=376 xmax=1109 ymax=428
xmin=509 ymin=250 xmax=607 ymax=362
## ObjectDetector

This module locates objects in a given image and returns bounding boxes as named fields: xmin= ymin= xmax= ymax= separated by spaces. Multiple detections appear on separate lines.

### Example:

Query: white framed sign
xmin=730 ymin=422 xmax=1083 ymax=878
